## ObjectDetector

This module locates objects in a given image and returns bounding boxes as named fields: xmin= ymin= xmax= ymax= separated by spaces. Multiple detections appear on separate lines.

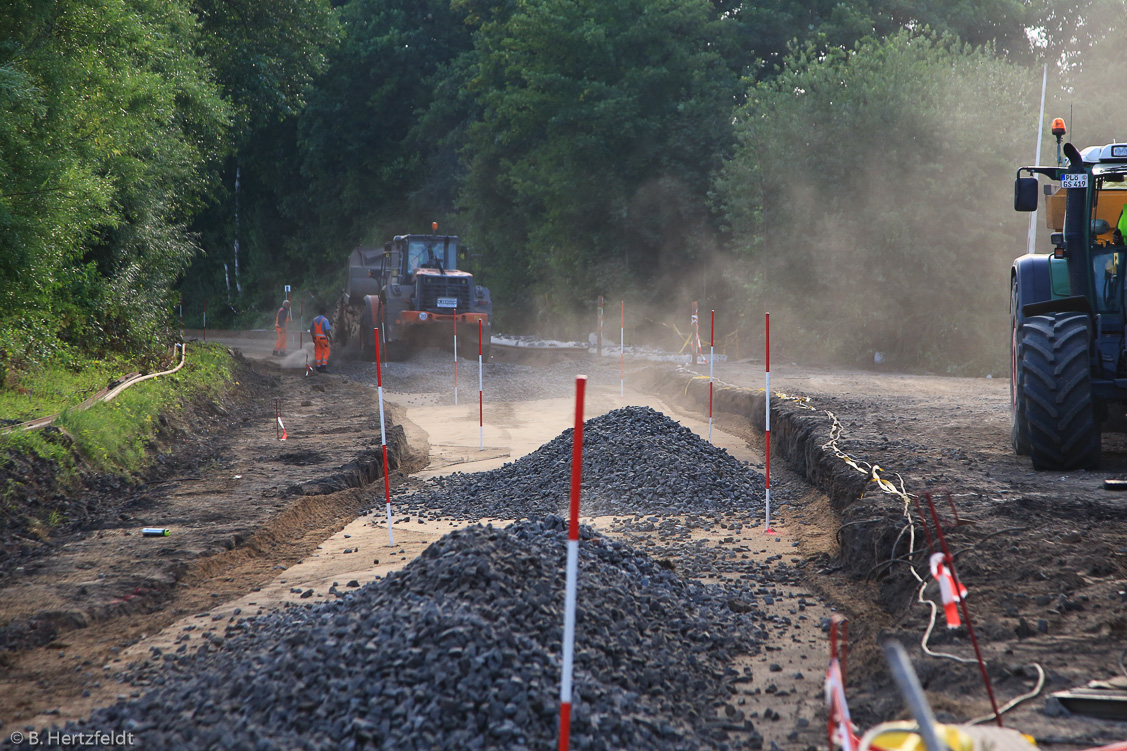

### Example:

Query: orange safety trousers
xmin=275 ymin=326 xmax=287 ymax=352
xmin=312 ymin=315 xmax=330 ymax=366
xmin=314 ymin=336 xmax=330 ymax=367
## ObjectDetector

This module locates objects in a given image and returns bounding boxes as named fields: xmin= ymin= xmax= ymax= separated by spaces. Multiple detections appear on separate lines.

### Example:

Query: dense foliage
xmin=0 ymin=0 xmax=229 ymax=366
xmin=2 ymin=0 xmax=1124 ymax=374
xmin=714 ymin=32 xmax=1035 ymax=370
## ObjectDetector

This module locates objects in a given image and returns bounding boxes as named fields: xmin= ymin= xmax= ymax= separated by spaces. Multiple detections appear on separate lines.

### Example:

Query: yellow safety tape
xmin=775 ymin=392 xmax=816 ymax=411
xmin=821 ymin=410 xmax=913 ymax=509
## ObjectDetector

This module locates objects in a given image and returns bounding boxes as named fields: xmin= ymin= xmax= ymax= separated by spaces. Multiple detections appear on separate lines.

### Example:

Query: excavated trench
xmin=636 ymin=366 xmax=894 ymax=581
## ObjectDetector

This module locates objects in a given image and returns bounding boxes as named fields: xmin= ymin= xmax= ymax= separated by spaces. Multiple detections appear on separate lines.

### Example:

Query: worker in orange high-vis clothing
xmin=310 ymin=306 xmax=332 ymax=372
xmin=273 ymin=299 xmax=291 ymax=357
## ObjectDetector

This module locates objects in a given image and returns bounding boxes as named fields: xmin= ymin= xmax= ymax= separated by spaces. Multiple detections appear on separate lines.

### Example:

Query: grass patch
xmin=0 ymin=358 xmax=131 ymax=424
xmin=0 ymin=343 xmax=237 ymax=544
xmin=0 ymin=343 xmax=234 ymax=483
xmin=54 ymin=344 xmax=235 ymax=474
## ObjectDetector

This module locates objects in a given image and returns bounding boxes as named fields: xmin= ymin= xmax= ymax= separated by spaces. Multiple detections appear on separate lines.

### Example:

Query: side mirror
xmin=1014 ymin=177 xmax=1038 ymax=212
xmin=1092 ymin=218 xmax=1112 ymax=236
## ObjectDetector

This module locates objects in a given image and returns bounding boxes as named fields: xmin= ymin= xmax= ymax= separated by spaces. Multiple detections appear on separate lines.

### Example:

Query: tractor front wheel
xmin=1010 ymin=281 xmax=1031 ymax=455
xmin=1019 ymin=312 xmax=1100 ymax=470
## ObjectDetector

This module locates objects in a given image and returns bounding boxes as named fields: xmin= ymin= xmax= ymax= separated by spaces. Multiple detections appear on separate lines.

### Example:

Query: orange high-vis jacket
xmin=311 ymin=315 xmax=331 ymax=339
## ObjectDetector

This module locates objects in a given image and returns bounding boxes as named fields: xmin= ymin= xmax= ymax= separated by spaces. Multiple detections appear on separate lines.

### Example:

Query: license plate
xmin=1061 ymin=173 xmax=1088 ymax=189
xmin=437 ymin=297 xmax=458 ymax=308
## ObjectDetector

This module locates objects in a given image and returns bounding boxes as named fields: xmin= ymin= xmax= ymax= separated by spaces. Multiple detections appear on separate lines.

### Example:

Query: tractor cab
xmin=1011 ymin=128 xmax=1127 ymax=470
xmin=1015 ymin=143 xmax=1127 ymax=312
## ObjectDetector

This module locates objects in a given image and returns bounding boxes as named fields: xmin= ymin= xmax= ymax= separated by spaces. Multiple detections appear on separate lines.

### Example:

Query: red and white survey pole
xmin=203 ymin=297 xmax=207 ymax=342
xmin=478 ymin=319 xmax=484 ymax=451
xmin=453 ymin=315 xmax=459 ymax=406
xmin=708 ymin=310 xmax=715 ymax=442
xmin=765 ymin=312 xmax=774 ymax=534
xmin=558 ymin=375 xmax=587 ymax=751
xmin=374 ymin=327 xmax=394 ymax=547
xmin=619 ymin=301 xmax=625 ymax=398
xmin=596 ymin=296 xmax=604 ymax=357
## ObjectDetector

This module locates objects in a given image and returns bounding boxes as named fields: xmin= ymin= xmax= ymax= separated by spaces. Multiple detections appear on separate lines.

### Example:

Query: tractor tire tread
xmin=1020 ymin=313 xmax=1100 ymax=470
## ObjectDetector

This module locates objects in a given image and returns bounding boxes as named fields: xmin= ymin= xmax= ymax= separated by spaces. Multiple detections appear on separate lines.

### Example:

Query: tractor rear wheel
xmin=1020 ymin=312 xmax=1100 ymax=470
xmin=1010 ymin=281 xmax=1030 ymax=455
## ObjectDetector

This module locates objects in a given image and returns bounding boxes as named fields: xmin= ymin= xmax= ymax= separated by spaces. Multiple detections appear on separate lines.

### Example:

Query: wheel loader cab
xmin=405 ymin=238 xmax=458 ymax=275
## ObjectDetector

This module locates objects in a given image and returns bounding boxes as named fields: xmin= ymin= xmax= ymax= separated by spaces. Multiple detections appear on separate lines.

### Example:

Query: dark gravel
xmin=44 ymin=518 xmax=766 ymax=750
xmin=394 ymin=406 xmax=767 ymax=521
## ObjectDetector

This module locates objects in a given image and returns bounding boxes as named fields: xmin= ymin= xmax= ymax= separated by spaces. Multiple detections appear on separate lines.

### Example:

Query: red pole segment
xmin=558 ymin=375 xmax=587 ymax=751
xmin=374 ymin=327 xmax=393 ymax=547
xmin=568 ymin=376 xmax=586 ymax=533
xmin=923 ymin=493 xmax=1002 ymax=726
xmin=454 ymin=315 xmax=459 ymax=406
xmin=478 ymin=319 xmax=484 ymax=451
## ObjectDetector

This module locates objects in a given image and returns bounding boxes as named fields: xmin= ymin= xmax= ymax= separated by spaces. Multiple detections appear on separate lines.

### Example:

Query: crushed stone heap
xmin=61 ymin=518 xmax=765 ymax=750
xmin=397 ymin=406 xmax=767 ymax=520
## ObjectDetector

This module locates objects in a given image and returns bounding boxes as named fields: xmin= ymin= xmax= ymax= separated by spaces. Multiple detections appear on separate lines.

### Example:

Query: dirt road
xmin=654 ymin=356 xmax=1127 ymax=747
xmin=1 ymin=333 xmax=1125 ymax=749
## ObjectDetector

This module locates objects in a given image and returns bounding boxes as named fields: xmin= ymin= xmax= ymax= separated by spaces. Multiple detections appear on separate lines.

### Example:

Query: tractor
xmin=336 ymin=228 xmax=492 ymax=361
xmin=1012 ymin=121 xmax=1127 ymax=470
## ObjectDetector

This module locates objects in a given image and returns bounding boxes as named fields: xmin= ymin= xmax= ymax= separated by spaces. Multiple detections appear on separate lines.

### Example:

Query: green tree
xmin=192 ymin=0 xmax=338 ymax=142
xmin=458 ymin=0 xmax=744 ymax=328
xmin=0 ymin=0 xmax=229 ymax=363
xmin=293 ymin=0 xmax=473 ymax=255
xmin=176 ymin=0 xmax=338 ymax=324
xmin=713 ymin=31 xmax=1035 ymax=372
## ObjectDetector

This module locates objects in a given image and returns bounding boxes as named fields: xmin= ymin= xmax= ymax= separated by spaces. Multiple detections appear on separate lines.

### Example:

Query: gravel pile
xmin=59 ymin=518 xmax=763 ymax=750
xmin=395 ymin=406 xmax=766 ymax=520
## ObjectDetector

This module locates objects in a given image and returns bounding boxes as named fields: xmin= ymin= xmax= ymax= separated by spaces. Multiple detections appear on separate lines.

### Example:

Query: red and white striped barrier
xmin=825 ymin=659 xmax=857 ymax=751
xmin=708 ymin=310 xmax=715 ymax=442
xmin=930 ymin=552 xmax=968 ymax=629
xmin=557 ymin=375 xmax=587 ymax=751
xmin=619 ymin=301 xmax=625 ymax=398
xmin=691 ymin=302 xmax=703 ymax=364
xmin=275 ymin=399 xmax=287 ymax=441
xmin=921 ymin=491 xmax=1002 ymax=725
xmin=825 ymin=616 xmax=858 ymax=751
xmin=374 ymin=327 xmax=394 ymax=547
xmin=765 ymin=312 xmax=774 ymax=533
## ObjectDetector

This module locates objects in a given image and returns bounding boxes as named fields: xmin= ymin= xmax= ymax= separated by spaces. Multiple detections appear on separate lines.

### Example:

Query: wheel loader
xmin=1012 ymin=125 xmax=1127 ymax=470
xmin=335 ymin=229 xmax=492 ymax=361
